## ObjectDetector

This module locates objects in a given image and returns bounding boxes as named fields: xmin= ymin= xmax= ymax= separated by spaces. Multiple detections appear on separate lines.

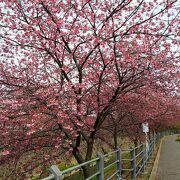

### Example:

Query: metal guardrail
xmin=42 ymin=131 xmax=179 ymax=180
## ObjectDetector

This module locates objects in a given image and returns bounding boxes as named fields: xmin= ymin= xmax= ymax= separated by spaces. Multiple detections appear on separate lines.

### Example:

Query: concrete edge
xmin=149 ymin=137 xmax=164 ymax=180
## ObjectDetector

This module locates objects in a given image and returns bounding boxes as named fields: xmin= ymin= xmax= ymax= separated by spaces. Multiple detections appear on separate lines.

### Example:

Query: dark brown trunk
xmin=81 ymin=165 xmax=92 ymax=179
xmin=83 ymin=136 xmax=95 ymax=178
xmin=72 ymin=149 xmax=91 ymax=178
xmin=85 ymin=135 xmax=95 ymax=161
xmin=72 ymin=134 xmax=95 ymax=178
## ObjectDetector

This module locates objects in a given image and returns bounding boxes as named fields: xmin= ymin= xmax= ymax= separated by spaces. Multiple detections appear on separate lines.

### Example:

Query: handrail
xmin=106 ymin=170 xmax=119 ymax=180
xmin=104 ymin=160 xmax=117 ymax=170
xmin=134 ymin=144 xmax=143 ymax=150
xmin=104 ymin=149 xmax=119 ymax=158
xmin=62 ymin=157 xmax=99 ymax=174
xmin=85 ymin=171 xmax=100 ymax=180
xmin=42 ymin=131 xmax=178 ymax=180
xmin=135 ymin=150 xmax=143 ymax=158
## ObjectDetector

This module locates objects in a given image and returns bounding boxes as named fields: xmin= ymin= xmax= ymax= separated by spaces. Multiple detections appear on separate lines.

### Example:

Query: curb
xmin=149 ymin=137 xmax=164 ymax=180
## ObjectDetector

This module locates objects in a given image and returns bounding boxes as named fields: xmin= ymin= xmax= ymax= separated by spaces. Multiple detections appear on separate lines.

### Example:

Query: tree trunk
xmin=72 ymin=150 xmax=91 ymax=178
xmin=85 ymin=135 xmax=95 ymax=161
xmin=72 ymin=134 xmax=95 ymax=178
xmin=81 ymin=164 xmax=92 ymax=179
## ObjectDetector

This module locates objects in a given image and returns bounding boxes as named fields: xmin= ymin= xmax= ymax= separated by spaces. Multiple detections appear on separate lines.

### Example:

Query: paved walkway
xmin=156 ymin=135 xmax=180 ymax=180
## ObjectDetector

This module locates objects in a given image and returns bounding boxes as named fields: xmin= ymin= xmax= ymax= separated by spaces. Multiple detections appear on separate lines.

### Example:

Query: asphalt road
xmin=156 ymin=135 xmax=180 ymax=180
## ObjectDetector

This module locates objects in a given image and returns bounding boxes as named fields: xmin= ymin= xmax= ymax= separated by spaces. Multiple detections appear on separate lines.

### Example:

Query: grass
xmin=176 ymin=135 xmax=180 ymax=142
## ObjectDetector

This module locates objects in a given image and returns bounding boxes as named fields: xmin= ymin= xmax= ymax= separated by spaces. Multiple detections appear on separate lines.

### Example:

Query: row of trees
xmin=0 ymin=0 xmax=179 ymax=178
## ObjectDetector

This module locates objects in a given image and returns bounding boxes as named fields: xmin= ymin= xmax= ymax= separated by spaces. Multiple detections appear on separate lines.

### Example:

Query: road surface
xmin=156 ymin=135 xmax=180 ymax=180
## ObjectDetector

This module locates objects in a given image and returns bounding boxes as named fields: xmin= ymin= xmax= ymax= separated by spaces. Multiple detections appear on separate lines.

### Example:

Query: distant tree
xmin=101 ymin=87 xmax=180 ymax=147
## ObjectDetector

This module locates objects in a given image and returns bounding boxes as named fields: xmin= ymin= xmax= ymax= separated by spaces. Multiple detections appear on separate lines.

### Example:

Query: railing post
xmin=49 ymin=165 xmax=62 ymax=180
xmin=96 ymin=152 xmax=104 ymax=180
xmin=116 ymin=147 xmax=122 ymax=180
xmin=145 ymin=139 xmax=149 ymax=162
xmin=141 ymin=144 xmax=145 ymax=172
xmin=151 ymin=137 xmax=154 ymax=153
xmin=153 ymin=132 xmax=156 ymax=152
xmin=158 ymin=132 xmax=161 ymax=142
xmin=130 ymin=147 xmax=136 ymax=180
xmin=157 ymin=132 xmax=159 ymax=144
xmin=150 ymin=138 xmax=153 ymax=156
xmin=147 ymin=139 xmax=151 ymax=159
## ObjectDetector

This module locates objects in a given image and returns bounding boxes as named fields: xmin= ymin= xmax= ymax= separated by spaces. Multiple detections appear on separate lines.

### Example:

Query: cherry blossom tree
xmin=0 ymin=0 xmax=179 ymax=178
xmin=101 ymin=87 xmax=180 ymax=148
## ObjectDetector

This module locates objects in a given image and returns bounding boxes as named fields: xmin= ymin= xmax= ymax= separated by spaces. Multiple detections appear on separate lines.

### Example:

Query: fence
xmin=42 ymin=131 xmax=177 ymax=180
